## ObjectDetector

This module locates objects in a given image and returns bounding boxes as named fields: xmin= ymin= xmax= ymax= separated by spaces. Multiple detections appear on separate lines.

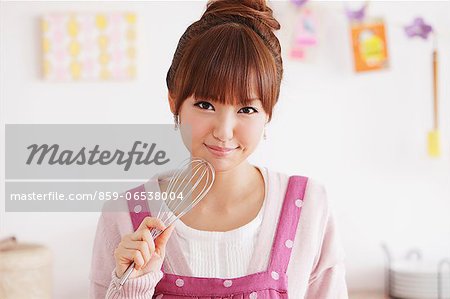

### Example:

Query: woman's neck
xmin=199 ymin=161 xmax=262 ymax=209
xmin=178 ymin=160 xmax=265 ymax=231
xmin=158 ymin=160 xmax=263 ymax=211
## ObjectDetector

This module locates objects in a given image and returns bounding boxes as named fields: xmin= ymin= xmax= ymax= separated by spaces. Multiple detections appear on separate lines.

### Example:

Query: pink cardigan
xmin=89 ymin=167 xmax=348 ymax=298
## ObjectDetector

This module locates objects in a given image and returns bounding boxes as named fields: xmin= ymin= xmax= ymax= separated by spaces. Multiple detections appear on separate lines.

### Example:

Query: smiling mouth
xmin=204 ymin=143 xmax=239 ymax=156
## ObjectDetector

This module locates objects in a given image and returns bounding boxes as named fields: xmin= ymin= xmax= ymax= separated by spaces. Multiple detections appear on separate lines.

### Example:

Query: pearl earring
xmin=263 ymin=126 xmax=267 ymax=140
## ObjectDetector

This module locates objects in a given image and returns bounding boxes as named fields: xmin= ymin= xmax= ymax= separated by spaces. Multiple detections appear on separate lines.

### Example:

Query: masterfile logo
xmin=25 ymin=141 xmax=170 ymax=171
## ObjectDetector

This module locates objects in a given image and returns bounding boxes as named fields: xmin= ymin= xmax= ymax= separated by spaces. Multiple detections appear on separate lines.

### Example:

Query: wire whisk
xmin=118 ymin=157 xmax=215 ymax=288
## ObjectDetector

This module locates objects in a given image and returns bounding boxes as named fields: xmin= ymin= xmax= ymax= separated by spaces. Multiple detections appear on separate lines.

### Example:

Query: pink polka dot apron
xmin=127 ymin=175 xmax=308 ymax=298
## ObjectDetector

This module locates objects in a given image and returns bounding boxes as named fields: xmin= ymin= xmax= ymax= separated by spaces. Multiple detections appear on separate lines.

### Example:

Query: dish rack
xmin=382 ymin=243 xmax=450 ymax=299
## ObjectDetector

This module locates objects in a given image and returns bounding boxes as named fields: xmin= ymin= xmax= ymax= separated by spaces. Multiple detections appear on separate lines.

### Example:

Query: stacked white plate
xmin=389 ymin=260 xmax=450 ymax=299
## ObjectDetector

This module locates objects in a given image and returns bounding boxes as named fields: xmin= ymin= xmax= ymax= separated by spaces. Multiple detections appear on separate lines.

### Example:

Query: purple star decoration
xmin=345 ymin=3 xmax=368 ymax=22
xmin=291 ymin=0 xmax=308 ymax=7
xmin=404 ymin=17 xmax=433 ymax=39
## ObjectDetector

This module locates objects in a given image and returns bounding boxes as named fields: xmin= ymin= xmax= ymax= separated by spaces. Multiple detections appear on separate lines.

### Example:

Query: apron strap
xmin=268 ymin=175 xmax=309 ymax=273
xmin=127 ymin=184 xmax=151 ymax=231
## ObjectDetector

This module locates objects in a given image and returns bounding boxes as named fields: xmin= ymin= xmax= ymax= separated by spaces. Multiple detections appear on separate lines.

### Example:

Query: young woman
xmin=89 ymin=0 xmax=348 ymax=298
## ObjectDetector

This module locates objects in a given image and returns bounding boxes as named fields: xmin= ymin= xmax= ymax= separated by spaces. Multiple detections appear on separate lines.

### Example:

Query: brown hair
xmin=166 ymin=0 xmax=283 ymax=122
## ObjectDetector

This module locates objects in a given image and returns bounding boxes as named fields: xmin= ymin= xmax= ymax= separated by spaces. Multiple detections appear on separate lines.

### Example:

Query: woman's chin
xmin=188 ymin=153 xmax=232 ymax=172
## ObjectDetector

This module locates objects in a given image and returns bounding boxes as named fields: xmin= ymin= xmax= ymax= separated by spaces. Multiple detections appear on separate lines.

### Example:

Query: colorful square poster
xmin=41 ymin=13 xmax=136 ymax=81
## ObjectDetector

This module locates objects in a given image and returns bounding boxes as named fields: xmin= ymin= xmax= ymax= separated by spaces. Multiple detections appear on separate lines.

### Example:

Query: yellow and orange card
xmin=350 ymin=19 xmax=389 ymax=72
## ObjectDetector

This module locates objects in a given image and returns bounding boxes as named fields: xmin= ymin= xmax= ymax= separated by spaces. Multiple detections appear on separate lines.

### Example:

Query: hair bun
xmin=203 ymin=0 xmax=280 ymax=31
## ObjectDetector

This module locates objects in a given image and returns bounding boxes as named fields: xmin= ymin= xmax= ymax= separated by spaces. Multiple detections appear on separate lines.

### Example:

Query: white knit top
xmin=174 ymin=166 xmax=267 ymax=278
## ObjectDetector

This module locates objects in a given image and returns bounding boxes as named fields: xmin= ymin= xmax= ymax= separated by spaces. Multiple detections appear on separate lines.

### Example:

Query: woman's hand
xmin=113 ymin=217 xmax=175 ymax=279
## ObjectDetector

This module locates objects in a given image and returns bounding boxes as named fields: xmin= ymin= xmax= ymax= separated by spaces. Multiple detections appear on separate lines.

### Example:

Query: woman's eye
xmin=238 ymin=107 xmax=258 ymax=114
xmin=194 ymin=101 xmax=215 ymax=110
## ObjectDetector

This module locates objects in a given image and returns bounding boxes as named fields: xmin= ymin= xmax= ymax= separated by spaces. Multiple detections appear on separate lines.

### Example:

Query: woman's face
xmin=172 ymin=93 xmax=268 ymax=172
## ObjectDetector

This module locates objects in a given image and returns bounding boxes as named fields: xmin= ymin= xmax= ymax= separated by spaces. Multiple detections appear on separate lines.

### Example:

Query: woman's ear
xmin=168 ymin=91 xmax=176 ymax=114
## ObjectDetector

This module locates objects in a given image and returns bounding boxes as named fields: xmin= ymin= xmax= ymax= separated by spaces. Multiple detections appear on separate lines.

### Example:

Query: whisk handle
xmin=118 ymin=262 xmax=135 ymax=289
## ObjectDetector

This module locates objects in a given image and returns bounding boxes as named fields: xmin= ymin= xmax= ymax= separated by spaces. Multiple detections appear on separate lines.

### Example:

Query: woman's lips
xmin=204 ymin=144 xmax=238 ymax=156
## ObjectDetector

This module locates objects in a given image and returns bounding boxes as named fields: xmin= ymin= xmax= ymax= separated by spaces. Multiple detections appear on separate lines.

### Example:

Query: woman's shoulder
xmin=264 ymin=166 xmax=330 ymax=212
xmin=302 ymin=177 xmax=330 ymax=218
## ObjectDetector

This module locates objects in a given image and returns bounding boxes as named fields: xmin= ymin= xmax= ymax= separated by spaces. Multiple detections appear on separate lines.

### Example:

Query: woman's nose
xmin=212 ymin=112 xmax=236 ymax=142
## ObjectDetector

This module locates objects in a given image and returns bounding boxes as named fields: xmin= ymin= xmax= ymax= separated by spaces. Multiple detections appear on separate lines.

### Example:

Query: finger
xmin=121 ymin=233 xmax=133 ymax=243
xmin=130 ymin=227 xmax=157 ymax=257
xmin=123 ymin=241 xmax=151 ymax=267
xmin=141 ymin=228 xmax=156 ymax=255
xmin=130 ymin=226 xmax=159 ymax=242
xmin=136 ymin=217 xmax=166 ymax=233
xmin=154 ymin=224 xmax=175 ymax=257
xmin=117 ymin=248 xmax=145 ymax=270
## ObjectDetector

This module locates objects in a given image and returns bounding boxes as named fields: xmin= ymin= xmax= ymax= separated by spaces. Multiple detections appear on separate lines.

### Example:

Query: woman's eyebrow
xmin=246 ymin=98 xmax=262 ymax=104
xmin=192 ymin=97 xmax=261 ymax=105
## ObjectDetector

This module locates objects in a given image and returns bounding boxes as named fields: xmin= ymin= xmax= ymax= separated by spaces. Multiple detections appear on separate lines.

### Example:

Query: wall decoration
xmin=346 ymin=3 xmax=389 ymax=73
xmin=404 ymin=17 xmax=441 ymax=158
xmin=288 ymin=0 xmax=319 ymax=61
xmin=350 ymin=19 xmax=389 ymax=72
xmin=41 ymin=12 xmax=137 ymax=81
xmin=289 ymin=7 xmax=319 ymax=61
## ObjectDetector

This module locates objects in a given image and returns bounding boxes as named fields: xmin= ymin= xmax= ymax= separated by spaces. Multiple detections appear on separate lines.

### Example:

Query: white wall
xmin=1 ymin=1 xmax=449 ymax=298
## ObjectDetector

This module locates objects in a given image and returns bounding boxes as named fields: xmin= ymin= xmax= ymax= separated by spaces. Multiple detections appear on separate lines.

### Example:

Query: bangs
xmin=173 ymin=23 xmax=278 ymax=116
